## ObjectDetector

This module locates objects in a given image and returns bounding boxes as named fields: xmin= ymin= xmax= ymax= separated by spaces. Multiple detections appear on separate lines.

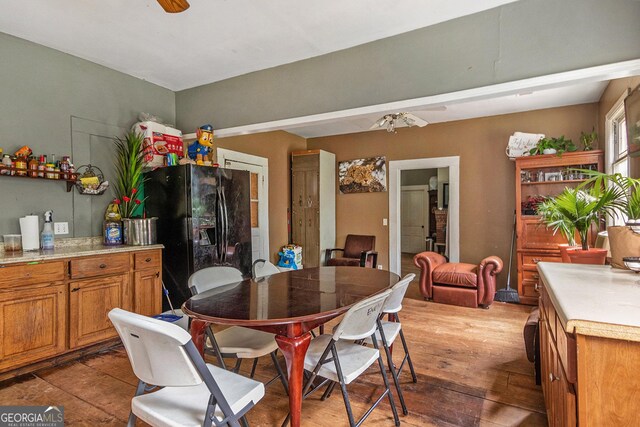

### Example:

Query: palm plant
xmin=536 ymin=186 xmax=619 ymax=250
xmin=113 ymin=131 xmax=147 ymax=218
xmin=577 ymin=170 xmax=640 ymax=221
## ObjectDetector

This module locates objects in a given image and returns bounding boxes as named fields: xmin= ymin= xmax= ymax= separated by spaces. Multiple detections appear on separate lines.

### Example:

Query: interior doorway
xmin=400 ymin=168 xmax=450 ymax=281
xmin=217 ymin=148 xmax=269 ymax=263
xmin=389 ymin=156 xmax=460 ymax=276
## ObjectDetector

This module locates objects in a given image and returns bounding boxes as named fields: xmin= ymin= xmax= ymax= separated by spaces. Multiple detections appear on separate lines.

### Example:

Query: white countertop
xmin=0 ymin=238 xmax=163 ymax=265
xmin=537 ymin=262 xmax=640 ymax=342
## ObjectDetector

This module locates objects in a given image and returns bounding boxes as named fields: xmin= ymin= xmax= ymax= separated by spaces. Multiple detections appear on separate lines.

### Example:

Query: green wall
xmin=175 ymin=0 xmax=640 ymax=131
xmin=0 ymin=32 xmax=175 ymax=237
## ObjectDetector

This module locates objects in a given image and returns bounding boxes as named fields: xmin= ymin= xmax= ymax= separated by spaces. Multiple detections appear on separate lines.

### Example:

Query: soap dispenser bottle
xmin=41 ymin=210 xmax=55 ymax=250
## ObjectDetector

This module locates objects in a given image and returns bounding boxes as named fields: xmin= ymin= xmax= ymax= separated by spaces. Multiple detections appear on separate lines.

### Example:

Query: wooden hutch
xmin=515 ymin=150 xmax=604 ymax=305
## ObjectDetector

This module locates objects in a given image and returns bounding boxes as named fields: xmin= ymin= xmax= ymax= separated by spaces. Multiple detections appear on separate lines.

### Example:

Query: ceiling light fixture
xmin=370 ymin=112 xmax=428 ymax=133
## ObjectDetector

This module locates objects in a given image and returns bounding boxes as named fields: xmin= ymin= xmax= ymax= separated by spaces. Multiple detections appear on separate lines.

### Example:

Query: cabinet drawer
xmin=522 ymin=254 xmax=562 ymax=269
xmin=70 ymin=253 xmax=130 ymax=279
xmin=522 ymin=279 xmax=541 ymax=297
xmin=0 ymin=262 xmax=65 ymax=288
xmin=555 ymin=314 xmax=577 ymax=384
xmin=134 ymin=250 xmax=161 ymax=270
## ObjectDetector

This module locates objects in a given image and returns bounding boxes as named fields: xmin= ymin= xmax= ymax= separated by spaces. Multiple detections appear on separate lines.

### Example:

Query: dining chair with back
xmin=251 ymin=259 xmax=280 ymax=279
xmin=290 ymin=288 xmax=401 ymax=427
xmin=109 ymin=308 xmax=265 ymax=427
xmin=363 ymin=273 xmax=417 ymax=415
xmin=188 ymin=266 xmax=289 ymax=393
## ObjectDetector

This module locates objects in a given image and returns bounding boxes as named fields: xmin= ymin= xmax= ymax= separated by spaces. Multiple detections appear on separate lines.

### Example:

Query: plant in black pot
xmin=529 ymin=136 xmax=577 ymax=156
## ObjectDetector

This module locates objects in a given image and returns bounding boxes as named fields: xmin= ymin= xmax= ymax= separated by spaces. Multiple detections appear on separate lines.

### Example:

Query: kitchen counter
xmin=537 ymin=262 xmax=640 ymax=342
xmin=0 ymin=237 xmax=163 ymax=265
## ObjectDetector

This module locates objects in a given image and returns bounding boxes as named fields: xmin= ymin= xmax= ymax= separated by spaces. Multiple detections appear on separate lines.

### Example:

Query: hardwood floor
xmin=0 ymin=282 xmax=545 ymax=426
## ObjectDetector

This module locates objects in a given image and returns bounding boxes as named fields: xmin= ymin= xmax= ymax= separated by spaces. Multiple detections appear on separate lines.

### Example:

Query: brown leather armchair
xmin=413 ymin=251 xmax=503 ymax=308
xmin=325 ymin=235 xmax=378 ymax=268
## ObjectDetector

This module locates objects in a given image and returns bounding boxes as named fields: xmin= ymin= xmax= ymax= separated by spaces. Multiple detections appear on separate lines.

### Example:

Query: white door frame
xmin=217 ymin=148 xmax=270 ymax=261
xmin=389 ymin=156 xmax=460 ymax=275
xmin=400 ymin=184 xmax=430 ymax=253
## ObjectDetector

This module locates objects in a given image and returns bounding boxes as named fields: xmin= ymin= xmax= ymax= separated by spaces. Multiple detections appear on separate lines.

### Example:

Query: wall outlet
xmin=54 ymin=222 xmax=69 ymax=235
xmin=382 ymin=218 xmax=388 ymax=226
xmin=377 ymin=264 xmax=383 ymax=270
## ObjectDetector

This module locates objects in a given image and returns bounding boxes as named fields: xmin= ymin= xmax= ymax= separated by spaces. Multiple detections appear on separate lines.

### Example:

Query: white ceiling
xmin=2 ymin=0 xmax=639 ymax=139
xmin=0 ymin=0 xmax=518 ymax=91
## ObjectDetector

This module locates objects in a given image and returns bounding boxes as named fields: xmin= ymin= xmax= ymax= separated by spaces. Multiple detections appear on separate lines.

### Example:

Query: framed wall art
xmin=338 ymin=157 xmax=387 ymax=194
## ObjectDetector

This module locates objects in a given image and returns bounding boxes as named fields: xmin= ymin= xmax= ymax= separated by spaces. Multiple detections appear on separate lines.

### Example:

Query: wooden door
xmin=69 ymin=274 xmax=130 ymax=349
xmin=401 ymin=187 xmax=428 ymax=253
xmin=133 ymin=270 xmax=162 ymax=317
xmin=305 ymin=207 xmax=320 ymax=267
xmin=0 ymin=283 xmax=67 ymax=371
xmin=291 ymin=170 xmax=306 ymax=249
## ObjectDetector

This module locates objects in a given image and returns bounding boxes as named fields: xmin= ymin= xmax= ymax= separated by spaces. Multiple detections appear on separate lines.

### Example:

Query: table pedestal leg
xmin=190 ymin=319 xmax=208 ymax=357
xmin=275 ymin=333 xmax=311 ymax=427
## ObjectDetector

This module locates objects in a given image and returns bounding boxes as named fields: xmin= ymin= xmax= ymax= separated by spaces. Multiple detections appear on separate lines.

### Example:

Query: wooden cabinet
xmin=69 ymin=274 xmax=130 ymax=348
xmin=539 ymin=291 xmax=576 ymax=427
xmin=132 ymin=251 xmax=162 ymax=317
xmin=515 ymin=150 xmax=603 ymax=304
xmin=291 ymin=150 xmax=335 ymax=267
xmin=0 ymin=281 xmax=67 ymax=372
xmin=0 ymin=247 xmax=162 ymax=376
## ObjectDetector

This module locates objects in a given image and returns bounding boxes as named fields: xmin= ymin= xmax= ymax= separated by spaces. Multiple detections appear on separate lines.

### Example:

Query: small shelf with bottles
xmin=0 ymin=166 xmax=78 ymax=192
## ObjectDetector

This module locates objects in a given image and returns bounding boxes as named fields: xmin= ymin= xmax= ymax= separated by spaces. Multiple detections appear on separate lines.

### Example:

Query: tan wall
xmin=598 ymin=76 xmax=640 ymax=177
xmin=213 ymin=131 xmax=307 ymax=263
xmin=307 ymin=103 xmax=599 ymax=288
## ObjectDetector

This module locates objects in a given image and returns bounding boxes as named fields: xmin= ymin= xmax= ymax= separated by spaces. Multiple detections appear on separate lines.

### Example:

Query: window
xmin=606 ymin=90 xmax=630 ymax=225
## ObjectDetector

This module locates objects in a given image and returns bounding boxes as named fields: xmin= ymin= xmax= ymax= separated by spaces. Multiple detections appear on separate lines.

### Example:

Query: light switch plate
xmin=54 ymin=222 xmax=69 ymax=235
xmin=377 ymin=265 xmax=383 ymax=270
xmin=382 ymin=218 xmax=388 ymax=226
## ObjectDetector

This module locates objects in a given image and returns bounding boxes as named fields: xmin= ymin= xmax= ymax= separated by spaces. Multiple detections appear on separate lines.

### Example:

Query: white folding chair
xmin=363 ymin=273 xmax=417 ymax=415
xmin=189 ymin=266 xmax=288 ymax=394
xmin=291 ymin=289 xmax=400 ymax=427
xmin=251 ymin=259 xmax=281 ymax=279
xmin=109 ymin=308 xmax=264 ymax=427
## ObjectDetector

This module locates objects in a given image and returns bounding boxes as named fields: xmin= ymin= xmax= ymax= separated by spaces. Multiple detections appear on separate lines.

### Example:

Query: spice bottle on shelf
xmin=0 ymin=155 xmax=11 ymax=175
xmin=28 ymin=156 xmax=39 ymax=178
xmin=37 ymin=155 xmax=46 ymax=178
xmin=59 ymin=156 xmax=70 ymax=180
xmin=45 ymin=163 xmax=55 ymax=179
xmin=15 ymin=155 xmax=27 ymax=176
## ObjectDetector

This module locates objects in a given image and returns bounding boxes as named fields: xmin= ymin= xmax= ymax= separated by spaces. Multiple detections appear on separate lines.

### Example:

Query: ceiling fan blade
xmin=403 ymin=113 xmax=429 ymax=127
xmin=157 ymin=0 xmax=190 ymax=13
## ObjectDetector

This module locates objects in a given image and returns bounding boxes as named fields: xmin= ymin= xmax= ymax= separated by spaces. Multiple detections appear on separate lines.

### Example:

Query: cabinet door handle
xmin=549 ymin=373 xmax=559 ymax=382
xmin=299 ymin=196 xmax=303 ymax=206
xmin=307 ymin=196 xmax=312 ymax=207
xmin=71 ymin=287 xmax=80 ymax=292
xmin=145 ymin=257 xmax=152 ymax=263
xmin=299 ymin=220 xmax=302 ymax=226
xmin=534 ymin=283 xmax=540 ymax=292
xmin=308 ymin=219 xmax=312 ymax=226
xmin=532 ymin=258 xmax=542 ymax=263
xmin=533 ymin=274 xmax=539 ymax=279
xmin=155 ymin=272 xmax=160 ymax=278
xmin=99 ymin=263 xmax=107 ymax=269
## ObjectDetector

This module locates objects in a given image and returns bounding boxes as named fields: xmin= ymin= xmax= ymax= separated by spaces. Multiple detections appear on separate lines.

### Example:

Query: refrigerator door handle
xmin=221 ymin=187 xmax=229 ymax=262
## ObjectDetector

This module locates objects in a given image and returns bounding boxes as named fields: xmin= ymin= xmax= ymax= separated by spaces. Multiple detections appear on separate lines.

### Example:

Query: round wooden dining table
xmin=182 ymin=266 xmax=400 ymax=427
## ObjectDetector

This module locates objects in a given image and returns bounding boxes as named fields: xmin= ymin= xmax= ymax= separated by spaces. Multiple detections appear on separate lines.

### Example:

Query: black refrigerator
xmin=145 ymin=165 xmax=252 ymax=309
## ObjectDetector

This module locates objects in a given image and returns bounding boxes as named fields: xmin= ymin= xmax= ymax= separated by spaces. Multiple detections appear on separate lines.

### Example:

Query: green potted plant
xmin=529 ymin=136 xmax=577 ymax=156
xmin=579 ymin=170 xmax=640 ymax=230
xmin=536 ymin=185 xmax=618 ymax=264
xmin=113 ymin=130 xmax=147 ymax=218
xmin=580 ymin=128 xmax=598 ymax=151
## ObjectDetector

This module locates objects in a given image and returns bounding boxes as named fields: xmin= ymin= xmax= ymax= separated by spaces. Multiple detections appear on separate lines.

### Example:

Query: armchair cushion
xmin=326 ymin=257 xmax=361 ymax=267
xmin=343 ymin=235 xmax=376 ymax=259
xmin=432 ymin=263 xmax=477 ymax=288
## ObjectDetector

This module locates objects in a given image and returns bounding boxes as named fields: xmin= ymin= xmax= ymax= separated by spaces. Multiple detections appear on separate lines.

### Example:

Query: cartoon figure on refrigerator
xmin=187 ymin=124 xmax=214 ymax=164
